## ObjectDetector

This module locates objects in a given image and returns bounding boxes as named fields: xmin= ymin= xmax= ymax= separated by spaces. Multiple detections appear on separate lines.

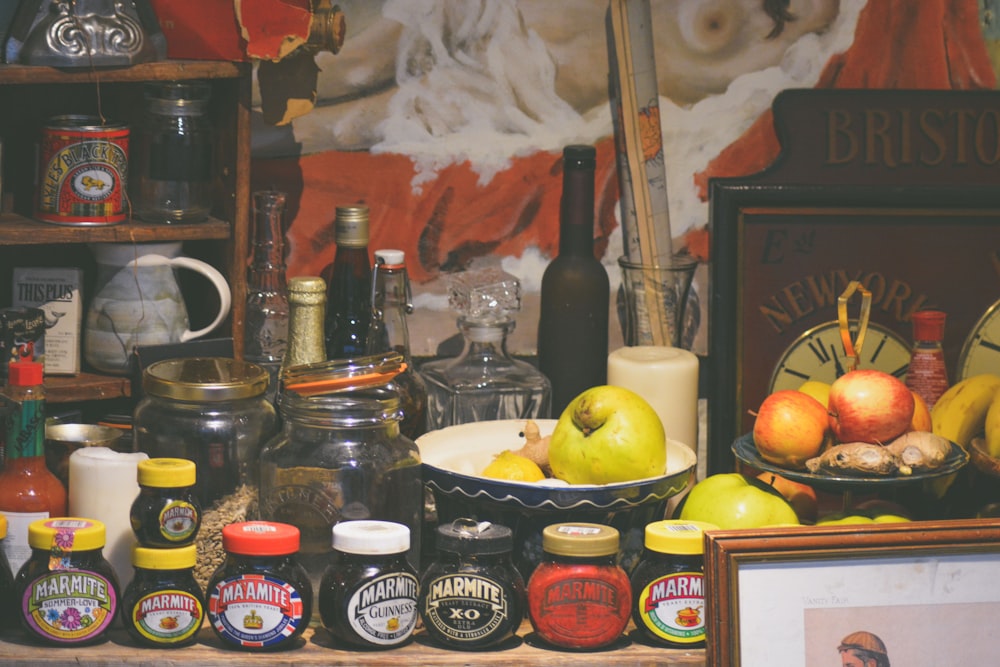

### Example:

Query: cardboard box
xmin=11 ymin=268 xmax=82 ymax=375
xmin=0 ymin=306 xmax=45 ymax=383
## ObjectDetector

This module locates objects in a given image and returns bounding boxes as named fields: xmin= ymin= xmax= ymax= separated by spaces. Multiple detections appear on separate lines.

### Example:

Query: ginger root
xmin=514 ymin=419 xmax=551 ymax=475
xmin=884 ymin=431 xmax=952 ymax=471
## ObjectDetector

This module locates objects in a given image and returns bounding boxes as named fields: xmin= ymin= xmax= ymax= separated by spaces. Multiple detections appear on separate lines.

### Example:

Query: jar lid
xmin=912 ymin=310 xmax=946 ymax=342
xmin=332 ymin=520 xmax=410 ymax=555
xmin=435 ymin=519 xmax=512 ymax=556
xmin=281 ymin=351 xmax=405 ymax=397
xmin=137 ymin=457 xmax=197 ymax=487
xmin=222 ymin=521 xmax=300 ymax=556
xmin=143 ymin=357 xmax=269 ymax=402
xmin=29 ymin=518 xmax=105 ymax=551
xmin=132 ymin=544 xmax=198 ymax=570
xmin=541 ymin=523 xmax=619 ymax=557
xmin=374 ymin=248 xmax=405 ymax=267
xmin=334 ymin=205 xmax=369 ymax=247
xmin=644 ymin=520 xmax=717 ymax=555
xmin=8 ymin=360 xmax=43 ymax=386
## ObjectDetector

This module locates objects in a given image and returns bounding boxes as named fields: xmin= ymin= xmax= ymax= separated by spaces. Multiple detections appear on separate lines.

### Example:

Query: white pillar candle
xmin=607 ymin=345 xmax=699 ymax=452
xmin=68 ymin=447 xmax=148 ymax=589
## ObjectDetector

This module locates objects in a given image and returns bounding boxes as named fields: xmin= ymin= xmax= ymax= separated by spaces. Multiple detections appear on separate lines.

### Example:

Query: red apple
xmin=752 ymin=390 xmax=829 ymax=469
xmin=828 ymin=369 xmax=914 ymax=444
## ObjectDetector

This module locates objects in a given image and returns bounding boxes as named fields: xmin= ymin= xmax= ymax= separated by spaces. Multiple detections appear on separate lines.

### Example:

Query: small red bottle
xmin=905 ymin=310 xmax=949 ymax=409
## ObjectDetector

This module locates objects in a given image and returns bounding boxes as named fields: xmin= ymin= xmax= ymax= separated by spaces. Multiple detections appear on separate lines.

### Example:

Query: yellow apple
xmin=909 ymin=391 xmax=932 ymax=432
xmin=797 ymin=380 xmax=831 ymax=408
xmin=548 ymin=385 xmax=666 ymax=484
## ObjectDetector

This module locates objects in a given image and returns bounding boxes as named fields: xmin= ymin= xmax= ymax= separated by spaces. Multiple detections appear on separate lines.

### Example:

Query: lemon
xmin=481 ymin=450 xmax=546 ymax=482
xmin=797 ymin=380 xmax=831 ymax=408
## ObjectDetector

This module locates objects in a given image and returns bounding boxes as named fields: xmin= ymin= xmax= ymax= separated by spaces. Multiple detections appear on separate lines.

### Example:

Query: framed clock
xmin=957 ymin=298 xmax=1000 ymax=380
xmin=705 ymin=89 xmax=1000 ymax=476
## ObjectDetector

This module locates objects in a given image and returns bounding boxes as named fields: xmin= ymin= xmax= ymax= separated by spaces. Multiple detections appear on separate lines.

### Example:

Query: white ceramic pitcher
xmin=84 ymin=242 xmax=231 ymax=374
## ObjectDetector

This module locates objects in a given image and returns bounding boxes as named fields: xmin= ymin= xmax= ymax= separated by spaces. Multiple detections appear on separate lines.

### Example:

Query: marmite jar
xmin=206 ymin=521 xmax=312 ymax=651
xmin=121 ymin=544 xmax=205 ymax=647
xmin=14 ymin=518 xmax=120 ymax=646
xmin=419 ymin=519 xmax=524 ymax=649
xmin=130 ymin=458 xmax=202 ymax=547
xmin=0 ymin=513 xmax=16 ymax=629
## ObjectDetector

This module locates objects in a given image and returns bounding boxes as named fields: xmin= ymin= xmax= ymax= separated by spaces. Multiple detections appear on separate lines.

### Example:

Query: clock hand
xmin=830 ymin=343 xmax=846 ymax=377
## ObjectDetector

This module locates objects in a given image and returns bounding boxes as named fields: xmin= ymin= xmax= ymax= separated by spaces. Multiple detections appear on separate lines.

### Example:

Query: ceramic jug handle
xmin=167 ymin=256 xmax=233 ymax=342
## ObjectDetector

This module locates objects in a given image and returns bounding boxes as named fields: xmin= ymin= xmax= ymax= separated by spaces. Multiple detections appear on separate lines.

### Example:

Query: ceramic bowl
xmin=418 ymin=419 xmax=696 ymax=577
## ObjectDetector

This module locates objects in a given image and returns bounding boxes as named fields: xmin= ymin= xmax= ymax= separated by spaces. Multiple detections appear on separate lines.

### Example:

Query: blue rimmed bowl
xmin=418 ymin=419 xmax=696 ymax=577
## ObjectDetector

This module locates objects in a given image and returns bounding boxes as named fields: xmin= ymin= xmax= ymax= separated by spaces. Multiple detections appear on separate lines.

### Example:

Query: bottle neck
xmin=558 ymin=163 xmax=596 ymax=257
xmin=367 ymin=267 xmax=413 ymax=361
xmin=250 ymin=194 xmax=287 ymax=270
xmin=3 ymin=390 xmax=46 ymax=460
xmin=282 ymin=298 xmax=327 ymax=369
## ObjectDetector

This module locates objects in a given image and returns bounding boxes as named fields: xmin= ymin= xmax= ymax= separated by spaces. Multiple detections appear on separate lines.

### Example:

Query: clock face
xmin=957 ymin=299 xmax=1000 ymax=380
xmin=769 ymin=320 xmax=911 ymax=393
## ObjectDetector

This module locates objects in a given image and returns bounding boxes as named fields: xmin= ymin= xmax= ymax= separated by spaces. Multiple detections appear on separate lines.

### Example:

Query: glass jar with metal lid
xmin=133 ymin=357 xmax=279 ymax=506
xmin=258 ymin=352 xmax=423 ymax=614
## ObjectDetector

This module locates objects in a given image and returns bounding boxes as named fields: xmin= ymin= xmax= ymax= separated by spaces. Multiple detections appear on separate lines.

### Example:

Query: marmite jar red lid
xmin=222 ymin=521 xmax=300 ymax=556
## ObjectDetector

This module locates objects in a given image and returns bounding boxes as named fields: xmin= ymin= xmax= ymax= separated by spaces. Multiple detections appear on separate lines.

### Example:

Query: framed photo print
xmin=704 ymin=519 xmax=1000 ymax=667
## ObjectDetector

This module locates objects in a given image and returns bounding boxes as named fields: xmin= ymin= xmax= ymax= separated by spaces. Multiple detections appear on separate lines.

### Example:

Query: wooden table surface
xmin=0 ymin=621 xmax=707 ymax=666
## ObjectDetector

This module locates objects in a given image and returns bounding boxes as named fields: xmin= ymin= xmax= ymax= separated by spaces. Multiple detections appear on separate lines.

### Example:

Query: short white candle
xmin=69 ymin=447 xmax=149 ymax=589
xmin=607 ymin=345 xmax=699 ymax=451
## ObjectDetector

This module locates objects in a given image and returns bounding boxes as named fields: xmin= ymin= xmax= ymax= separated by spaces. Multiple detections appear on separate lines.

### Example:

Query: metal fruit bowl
xmin=418 ymin=419 xmax=696 ymax=576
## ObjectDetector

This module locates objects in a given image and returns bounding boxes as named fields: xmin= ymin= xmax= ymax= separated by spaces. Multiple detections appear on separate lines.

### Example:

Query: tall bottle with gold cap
xmin=324 ymin=205 xmax=372 ymax=360
xmin=281 ymin=276 xmax=328 ymax=372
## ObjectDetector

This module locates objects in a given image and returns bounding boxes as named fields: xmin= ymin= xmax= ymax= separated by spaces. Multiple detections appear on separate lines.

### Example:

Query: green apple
xmin=818 ymin=499 xmax=912 ymax=525
xmin=678 ymin=473 xmax=800 ymax=529
xmin=548 ymin=385 xmax=666 ymax=484
xmin=815 ymin=514 xmax=876 ymax=525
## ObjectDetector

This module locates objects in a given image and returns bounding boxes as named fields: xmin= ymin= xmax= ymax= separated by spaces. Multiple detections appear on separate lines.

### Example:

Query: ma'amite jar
xmin=318 ymin=520 xmax=419 ymax=649
xmin=526 ymin=522 xmax=631 ymax=650
xmin=419 ymin=518 xmax=524 ymax=649
xmin=14 ymin=518 xmax=120 ymax=646
xmin=130 ymin=458 xmax=201 ymax=547
xmin=121 ymin=544 xmax=205 ymax=647
xmin=206 ymin=521 xmax=312 ymax=651
xmin=630 ymin=519 xmax=716 ymax=648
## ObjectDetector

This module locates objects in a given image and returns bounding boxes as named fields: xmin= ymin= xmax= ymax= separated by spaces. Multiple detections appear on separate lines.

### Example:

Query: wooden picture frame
xmin=704 ymin=519 xmax=1000 ymax=666
xmin=706 ymin=89 xmax=1000 ymax=475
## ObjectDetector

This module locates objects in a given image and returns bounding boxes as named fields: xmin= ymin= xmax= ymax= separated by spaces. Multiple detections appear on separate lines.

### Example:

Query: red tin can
xmin=36 ymin=115 xmax=129 ymax=225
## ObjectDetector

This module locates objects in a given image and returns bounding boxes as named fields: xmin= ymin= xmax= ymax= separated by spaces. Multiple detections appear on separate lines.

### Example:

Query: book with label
xmin=11 ymin=267 xmax=83 ymax=375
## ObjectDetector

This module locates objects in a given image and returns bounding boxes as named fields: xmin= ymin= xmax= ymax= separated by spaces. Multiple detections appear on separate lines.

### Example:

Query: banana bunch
xmin=985 ymin=387 xmax=1000 ymax=458
xmin=931 ymin=373 xmax=1000 ymax=449
xmin=928 ymin=373 xmax=1000 ymax=497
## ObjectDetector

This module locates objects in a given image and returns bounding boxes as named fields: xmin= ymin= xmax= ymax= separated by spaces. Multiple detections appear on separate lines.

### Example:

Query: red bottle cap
xmin=912 ymin=310 xmax=946 ymax=342
xmin=8 ymin=360 xmax=44 ymax=386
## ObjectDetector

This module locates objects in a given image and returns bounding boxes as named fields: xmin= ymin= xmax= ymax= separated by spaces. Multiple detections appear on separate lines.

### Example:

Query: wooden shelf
xmin=0 ymin=622 xmax=707 ymax=666
xmin=0 ymin=215 xmax=231 ymax=245
xmin=44 ymin=372 xmax=130 ymax=403
xmin=0 ymin=60 xmax=245 ymax=85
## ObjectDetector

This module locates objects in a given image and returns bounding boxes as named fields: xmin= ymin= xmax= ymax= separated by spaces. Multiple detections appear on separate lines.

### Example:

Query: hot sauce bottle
xmin=0 ymin=361 xmax=67 ymax=575
xmin=526 ymin=522 xmax=631 ymax=650
xmin=905 ymin=310 xmax=950 ymax=409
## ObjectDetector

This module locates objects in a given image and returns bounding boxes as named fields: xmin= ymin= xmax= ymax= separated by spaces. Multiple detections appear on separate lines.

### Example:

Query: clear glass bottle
xmin=281 ymin=276 xmax=327 ymax=372
xmin=133 ymin=80 xmax=213 ymax=223
xmin=537 ymin=144 xmax=610 ymax=418
xmin=244 ymin=190 xmax=290 ymax=403
xmin=365 ymin=249 xmax=427 ymax=440
xmin=420 ymin=267 xmax=551 ymax=429
xmin=905 ymin=309 xmax=950 ymax=408
xmin=324 ymin=205 xmax=372 ymax=361
xmin=258 ymin=359 xmax=423 ymax=613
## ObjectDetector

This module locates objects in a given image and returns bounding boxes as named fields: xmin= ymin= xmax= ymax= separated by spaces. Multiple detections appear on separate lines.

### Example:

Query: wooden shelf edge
xmin=0 ymin=216 xmax=231 ymax=245
xmin=0 ymin=60 xmax=248 ymax=85
xmin=45 ymin=372 xmax=131 ymax=403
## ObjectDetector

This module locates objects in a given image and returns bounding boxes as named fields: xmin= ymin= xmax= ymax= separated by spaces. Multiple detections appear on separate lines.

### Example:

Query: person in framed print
xmin=838 ymin=631 xmax=891 ymax=667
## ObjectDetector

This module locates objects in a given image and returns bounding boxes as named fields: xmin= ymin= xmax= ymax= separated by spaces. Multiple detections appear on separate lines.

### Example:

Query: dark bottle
xmin=537 ymin=145 xmax=610 ymax=418
xmin=324 ymin=205 xmax=372 ymax=360
xmin=244 ymin=189 xmax=290 ymax=403
xmin=366 ymin=249 xmax=428 ymax=440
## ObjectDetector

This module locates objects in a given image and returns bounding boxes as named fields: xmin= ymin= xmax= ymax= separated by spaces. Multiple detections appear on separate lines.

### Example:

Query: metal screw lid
xmin=541 ymin=522 xmax=619 ymax=557
xmin=142 ymin=357 xmax=269 ymax=402
xmin=435 ymin=519 xmax=513 ymax=556
xmin=334 ymin=205 xmax=369 ymax=247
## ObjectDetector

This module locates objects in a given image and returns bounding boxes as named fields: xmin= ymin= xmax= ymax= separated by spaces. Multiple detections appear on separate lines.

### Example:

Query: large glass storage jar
xmin=257 ymin=356 xmax=423 ymax=609
xmin=133 ymin=357 xmax=278 ymax=506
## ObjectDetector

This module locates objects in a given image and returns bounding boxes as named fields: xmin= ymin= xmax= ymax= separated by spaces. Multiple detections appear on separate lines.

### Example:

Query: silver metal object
xmin=6 ymin=0 xmax=166 ymax=67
